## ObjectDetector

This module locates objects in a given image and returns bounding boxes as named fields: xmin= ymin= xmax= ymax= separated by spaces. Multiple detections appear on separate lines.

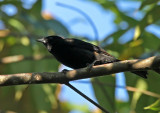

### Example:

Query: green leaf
xmin=144 ymin=99 xmax=160 ymax=111
xmin=133 ymin=25 xmax=141 ymax=40
xmin=130 ymin=79 xmax=147 ymax=111
xmin=91 ymin=76 xmax=116 ymax=113
xmin=44 ymin=20 xmax=69 ymax=37
xmin=125 ymin=71 xmax=160 ymax=113
xmin=30 ymin=84 xmax=57 ymax=113
xmin=29 ymin=0 xmax=42 ymax=18
xmin=139 ymin=0 xmax=159 ymax=10
xmin=116 ymin=101 xmax=130 ymax=113
xmin=102 ymin=29 xmax=129 ymax=43
xmin=8 ymin=19 xmax=26 ymax=33
xmin=139 ymin=5 xmax=160 ymax=32
xmin=119 ymin=41 xmax=144 ymax=60
xmin=141 ymin=31 xmax=160 ymax=50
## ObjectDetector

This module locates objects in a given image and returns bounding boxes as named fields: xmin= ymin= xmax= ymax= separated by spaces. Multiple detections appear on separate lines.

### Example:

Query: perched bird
xmin=37 ymin=35 xmax=147 ymax=78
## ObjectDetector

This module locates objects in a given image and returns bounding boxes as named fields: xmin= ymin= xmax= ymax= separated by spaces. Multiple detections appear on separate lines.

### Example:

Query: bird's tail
xmin=113 ymin=59 xmax=148 ymax=79
xmin=131 ymin=71 xmax=148 ymax=79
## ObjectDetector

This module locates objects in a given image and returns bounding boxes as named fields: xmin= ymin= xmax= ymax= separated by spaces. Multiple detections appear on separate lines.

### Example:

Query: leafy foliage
xmin=0 ymin=0 xmax=160 ymax=113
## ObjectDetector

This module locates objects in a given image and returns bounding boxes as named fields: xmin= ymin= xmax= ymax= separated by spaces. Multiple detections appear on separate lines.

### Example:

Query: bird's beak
xmin=36 ymin=38 xmax=46 ymax=43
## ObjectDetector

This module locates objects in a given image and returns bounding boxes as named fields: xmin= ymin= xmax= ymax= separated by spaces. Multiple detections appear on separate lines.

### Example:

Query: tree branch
xmin=0 ymin=55 xmax=53 ymax=64
xmin=0 ymin=56 xmax=160 ymax=86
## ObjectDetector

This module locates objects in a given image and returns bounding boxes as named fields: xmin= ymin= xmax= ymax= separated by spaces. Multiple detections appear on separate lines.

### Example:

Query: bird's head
xmin=37 ymin=35 xmax=64 ymax=51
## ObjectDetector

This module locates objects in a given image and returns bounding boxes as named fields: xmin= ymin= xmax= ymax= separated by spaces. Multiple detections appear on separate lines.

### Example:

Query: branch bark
xmin=0 ymin=56 xmax=160 ymax=86
xmin=0 ymin=55 xmax=53 ymax=64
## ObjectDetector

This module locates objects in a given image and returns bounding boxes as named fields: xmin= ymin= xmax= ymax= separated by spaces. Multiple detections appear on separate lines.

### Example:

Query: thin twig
xmin=74 ymin=80 xmax=160 ymax=98
xmin=65 ymin=82 xmax=110 ymax=113
xmin=126 ymin=86 xmax=160 ymax=98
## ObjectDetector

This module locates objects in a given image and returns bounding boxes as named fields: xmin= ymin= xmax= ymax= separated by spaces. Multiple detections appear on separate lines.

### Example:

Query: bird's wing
xmin=65 ymin=38 xmax=114 ymax=57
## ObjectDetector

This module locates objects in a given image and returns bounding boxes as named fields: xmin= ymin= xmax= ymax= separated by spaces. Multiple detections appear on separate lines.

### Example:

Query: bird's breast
xmin=51 ymin=47 xmax=95 ymax=69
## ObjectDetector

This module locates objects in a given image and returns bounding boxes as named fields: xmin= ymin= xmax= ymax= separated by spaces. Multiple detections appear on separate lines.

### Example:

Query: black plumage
xmin=37 ymin=35 xmax=147 ymax=78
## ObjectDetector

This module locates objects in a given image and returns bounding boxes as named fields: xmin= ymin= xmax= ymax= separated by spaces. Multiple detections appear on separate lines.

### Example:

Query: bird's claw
xmin=86 ymin=63 xmax=93 ymax=72
xmin=62 ymin=69 xmax=69 ymax=74
xmin=86 ymin=60 xmax=98 ymax=72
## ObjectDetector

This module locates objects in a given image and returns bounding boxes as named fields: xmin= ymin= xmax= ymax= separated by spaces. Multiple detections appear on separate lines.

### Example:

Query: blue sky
xmin=43 ymin=0 xmax=117 ymax=41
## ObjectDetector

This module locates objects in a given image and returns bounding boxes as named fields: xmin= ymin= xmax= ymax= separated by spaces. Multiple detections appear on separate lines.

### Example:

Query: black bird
xmin=37 ymin=35 xmax=147 ymax=78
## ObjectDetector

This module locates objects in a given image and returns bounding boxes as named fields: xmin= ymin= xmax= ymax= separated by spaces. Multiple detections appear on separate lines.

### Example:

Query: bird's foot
xmin=62 ymin=69 xmax=69 ymax=74
xmin=60 ymin=69 xmax=70 ymax=84
xmin=86 ymin=63 xmax=92 ymax=72
xmin=86 ymin=60 xmax=98 ymax=72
